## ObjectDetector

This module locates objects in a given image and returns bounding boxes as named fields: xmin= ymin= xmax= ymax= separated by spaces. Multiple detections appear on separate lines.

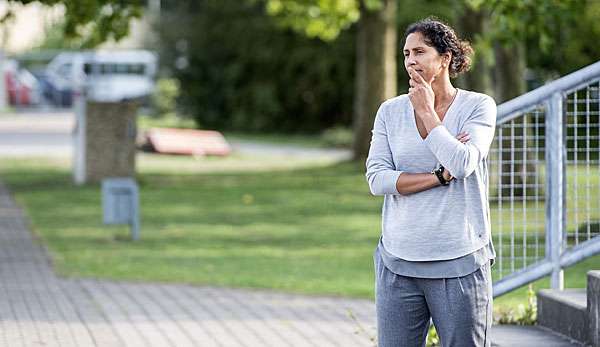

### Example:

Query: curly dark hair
xmin=404 ymin=17 xmax=473 ymax=78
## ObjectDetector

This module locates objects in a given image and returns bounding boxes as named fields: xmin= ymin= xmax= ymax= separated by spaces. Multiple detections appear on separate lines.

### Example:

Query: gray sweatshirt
xmin=365 ymin=88 xmax=497 ymax=261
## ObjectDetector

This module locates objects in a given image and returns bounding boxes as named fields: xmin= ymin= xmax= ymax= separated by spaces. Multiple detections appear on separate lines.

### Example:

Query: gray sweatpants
xmin=374 ymin=247 xmax=493 ymax=347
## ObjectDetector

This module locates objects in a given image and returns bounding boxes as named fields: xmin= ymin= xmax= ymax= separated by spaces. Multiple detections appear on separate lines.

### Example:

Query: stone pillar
xmin=589 ymin=270 xmax=600 ymax=347
xmin=85 ymin=101 xmax=138 ymax=183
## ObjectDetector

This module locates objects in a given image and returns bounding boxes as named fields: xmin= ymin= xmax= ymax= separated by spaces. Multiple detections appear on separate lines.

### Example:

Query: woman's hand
xmin=456 ymin=131 xmax=470 ymax=144
xmin=407 ymin=67 xmax=435 ymax=116
xmin=442 ymin=132 xmax=470 ymax=181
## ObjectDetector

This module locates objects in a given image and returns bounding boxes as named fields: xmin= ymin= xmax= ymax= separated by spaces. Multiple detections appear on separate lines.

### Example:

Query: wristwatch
xmin=432 ymin=165 xmax=452 ymax=186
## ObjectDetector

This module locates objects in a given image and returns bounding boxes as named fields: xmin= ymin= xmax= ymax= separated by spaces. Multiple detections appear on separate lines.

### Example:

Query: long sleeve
xmin=365 ymin=102 xmax=403 ymax=195
xmin=423 ymin=96 xmax=496 ymax=179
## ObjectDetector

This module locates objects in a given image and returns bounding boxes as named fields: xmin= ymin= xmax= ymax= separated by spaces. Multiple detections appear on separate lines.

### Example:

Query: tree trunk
xmin=494 ymin=41 xmax=538 ymax=198
xmin=352 ymin=0 xmax=397 ymax=160
xmin=494 ymin=42 xmax=526 ymax=102
xmin=455 ymin=5 xmax=493 ymax=96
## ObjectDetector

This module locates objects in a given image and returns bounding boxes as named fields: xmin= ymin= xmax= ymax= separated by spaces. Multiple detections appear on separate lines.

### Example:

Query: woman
xmin=366 ymin=17 xmax=497 ymax=347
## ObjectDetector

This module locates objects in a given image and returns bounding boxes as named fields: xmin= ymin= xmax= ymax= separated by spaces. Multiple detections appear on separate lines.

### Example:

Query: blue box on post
xmin=102 ymin=177 xmax=140 ymax=240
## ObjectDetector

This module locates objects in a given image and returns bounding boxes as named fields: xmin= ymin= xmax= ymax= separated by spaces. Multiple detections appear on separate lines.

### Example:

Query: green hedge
xmin=159 ymin=0 xmax=355 ymax=133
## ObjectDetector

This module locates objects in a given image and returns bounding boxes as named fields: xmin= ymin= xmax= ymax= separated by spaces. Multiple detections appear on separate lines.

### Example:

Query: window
xmin=56 ymin=63 xmax=72 ymax=78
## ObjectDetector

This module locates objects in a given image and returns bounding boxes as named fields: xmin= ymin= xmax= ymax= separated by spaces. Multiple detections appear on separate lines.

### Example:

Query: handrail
xmin=497 ymin=60 xmax=600 ymax=123
xmin=491 ymin=59 xmax=600 ymax=296
xmin=494 ymin=237 xmax=600 ymax=297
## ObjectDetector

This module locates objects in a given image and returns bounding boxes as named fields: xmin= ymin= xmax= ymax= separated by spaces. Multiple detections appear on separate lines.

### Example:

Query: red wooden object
xmin=144 ymin=128 xmax=231 ymax=156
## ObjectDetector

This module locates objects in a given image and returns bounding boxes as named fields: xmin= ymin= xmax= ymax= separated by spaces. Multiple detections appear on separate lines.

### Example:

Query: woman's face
xmin=403 ymin=32 xmax=449 ymax=83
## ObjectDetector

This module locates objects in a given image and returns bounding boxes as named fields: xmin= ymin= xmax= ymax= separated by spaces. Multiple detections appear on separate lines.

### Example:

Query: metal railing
xmin=491 ymin=60 xmax=600 ymax=297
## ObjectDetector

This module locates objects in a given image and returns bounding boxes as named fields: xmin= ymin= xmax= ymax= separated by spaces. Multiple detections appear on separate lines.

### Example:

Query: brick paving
xmin=0 ymin=181 xmax=377 ymax=346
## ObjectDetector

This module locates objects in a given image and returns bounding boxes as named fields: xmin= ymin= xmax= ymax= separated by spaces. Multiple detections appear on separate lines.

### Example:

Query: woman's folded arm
xmin=424 ymin=96 xmax=497 ymax=179
xmin=366 ymin=103 xmax=442 ymax=196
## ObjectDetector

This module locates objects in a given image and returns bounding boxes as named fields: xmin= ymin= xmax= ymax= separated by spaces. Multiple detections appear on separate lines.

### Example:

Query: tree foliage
xmin=521 ymin=0 xmax=600 ymax=77
xmin=470 ymin=0 xmax=583 ymax=46
xmin=460 ymin=0 xmax=588 ymax=77
xmin=260 ymin=0 xmax=387 ymax=41
xmin=4 ymin=0 xmax=143 ymax=47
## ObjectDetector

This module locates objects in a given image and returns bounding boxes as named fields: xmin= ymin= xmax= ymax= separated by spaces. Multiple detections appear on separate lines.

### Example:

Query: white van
xmin=45 ymin=50 xmax=157 ymax=104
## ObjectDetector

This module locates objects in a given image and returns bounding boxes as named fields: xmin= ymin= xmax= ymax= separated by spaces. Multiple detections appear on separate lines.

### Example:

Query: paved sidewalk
xmin=0 ymin=181 xmax=377 ymax=347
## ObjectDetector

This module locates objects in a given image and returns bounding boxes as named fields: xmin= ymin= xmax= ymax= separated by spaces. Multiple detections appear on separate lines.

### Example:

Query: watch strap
xmin=433 ymin=166 xmax=449 ymax=186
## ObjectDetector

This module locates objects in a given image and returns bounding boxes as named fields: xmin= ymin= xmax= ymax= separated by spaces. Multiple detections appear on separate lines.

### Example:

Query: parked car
xmin=43 ymin=53 xmax=75 ymax=106
xmin=44 ymin=50 xmax=157 ymax=106
xmin=3 ymin=59 xmax=42 ymax=106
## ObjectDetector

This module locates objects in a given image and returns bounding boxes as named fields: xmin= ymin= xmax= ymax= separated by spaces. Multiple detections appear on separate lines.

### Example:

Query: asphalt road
xmin=0 ymin=109 xmax=74 ymax=157
xmin=0 ymin=109 xmax=351 ymax=161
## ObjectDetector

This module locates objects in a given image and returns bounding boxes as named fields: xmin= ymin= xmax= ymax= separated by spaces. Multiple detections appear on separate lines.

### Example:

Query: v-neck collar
xmin=410 ymin=88 xmax=462 ymax=141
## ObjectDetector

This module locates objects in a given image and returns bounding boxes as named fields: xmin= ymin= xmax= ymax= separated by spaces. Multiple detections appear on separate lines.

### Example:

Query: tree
xmin=462 ymin=0 xmax=584 ymax=197
xmin=453 ymin=3 xmax=493 ymax=96
xmin=263 ymin=0 xmax=397 ymax=160
xmin=352 ymin=0 xmax=397 ymax=160
xmin=3 ymin=0 xmax=143 ymax=47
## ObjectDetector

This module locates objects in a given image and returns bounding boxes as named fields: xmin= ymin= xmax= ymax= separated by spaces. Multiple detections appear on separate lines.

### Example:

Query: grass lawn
xmin=0 ymin=155 xmax=598 ymax=319
xmin=221 ymin=131 xmax=332 ymax=149
xmin=137 ymin=114 xmax=197 ymax=131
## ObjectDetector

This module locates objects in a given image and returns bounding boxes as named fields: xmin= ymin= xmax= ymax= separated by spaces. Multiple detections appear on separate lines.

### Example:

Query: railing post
xmin=546 ymin=92 xmax=565 ymax=290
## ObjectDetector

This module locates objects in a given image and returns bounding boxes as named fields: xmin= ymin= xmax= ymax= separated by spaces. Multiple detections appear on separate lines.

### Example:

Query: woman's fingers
xmin=409 ymin=68 xmax=427 ymax=85
xmin=408 ymin=67 xmax=423 ymax=85
xmin=456 ymin=132 xmax=470 ymax=143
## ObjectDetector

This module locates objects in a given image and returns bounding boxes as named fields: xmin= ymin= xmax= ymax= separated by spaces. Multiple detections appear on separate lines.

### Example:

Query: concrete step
xmin=491 ymin=325 xmax=586 ymax=347
xmin=538 ymin=288 xmax=589 ymax=344
xmin=588 ymin=271 xmax=600 ymax=347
